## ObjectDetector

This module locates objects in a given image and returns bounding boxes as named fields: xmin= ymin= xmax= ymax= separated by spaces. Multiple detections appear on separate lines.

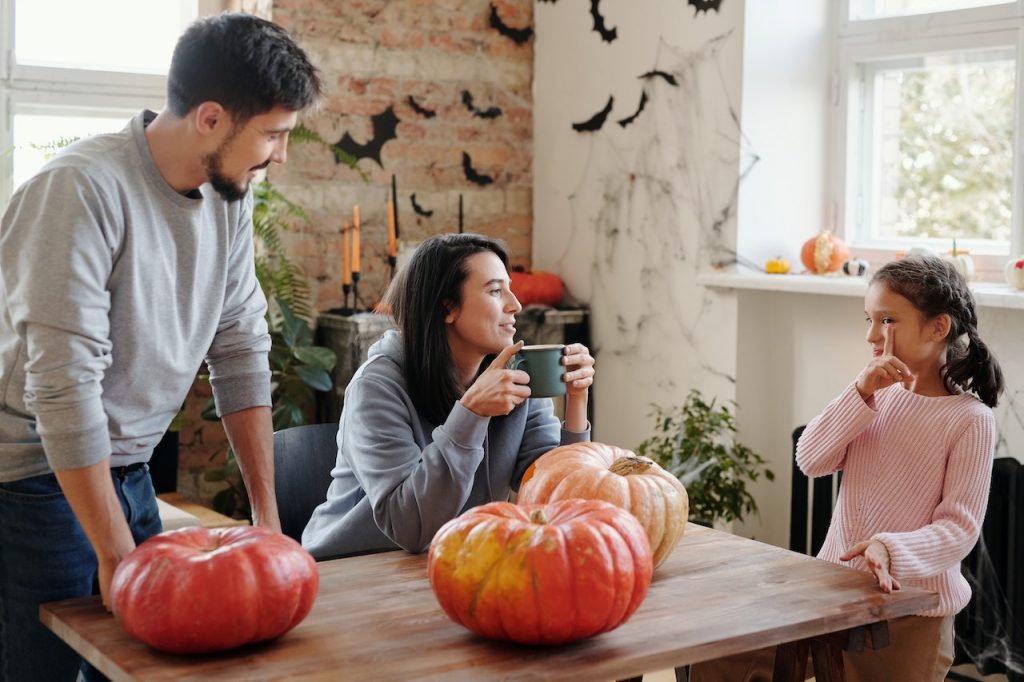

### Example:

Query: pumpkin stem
xmin=529 ymin=509 xmax=549 ymax=525
xmin=609 ymin=455 xmax=654 ymax=476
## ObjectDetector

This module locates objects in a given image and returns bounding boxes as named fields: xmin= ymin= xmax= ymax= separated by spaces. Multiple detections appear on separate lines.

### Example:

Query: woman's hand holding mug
xmin=460 ymin=342 xmax=531 ymax=417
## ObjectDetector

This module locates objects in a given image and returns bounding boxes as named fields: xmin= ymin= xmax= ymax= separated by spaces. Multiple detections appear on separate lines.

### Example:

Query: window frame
xmin=829 ymin=0 xmax=1024 ymax=278
xmin=0 ymin=0 xmax=196 ymax=206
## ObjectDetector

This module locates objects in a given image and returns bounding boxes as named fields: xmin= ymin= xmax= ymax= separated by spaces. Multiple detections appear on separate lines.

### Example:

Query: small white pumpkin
xmin=1005 ymin=256 xmax=1024 ymax=290
xmin=942 ymin=242 xmax=974 ymax=282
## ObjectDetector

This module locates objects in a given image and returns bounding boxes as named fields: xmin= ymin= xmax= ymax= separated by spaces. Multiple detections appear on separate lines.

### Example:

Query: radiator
xmin=953 ymin=457 xmax=1024 ymax=681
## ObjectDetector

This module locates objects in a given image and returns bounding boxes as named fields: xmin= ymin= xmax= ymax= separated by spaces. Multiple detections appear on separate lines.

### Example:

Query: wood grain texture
xmin=41 ymin=523 xmax=938 ymax=681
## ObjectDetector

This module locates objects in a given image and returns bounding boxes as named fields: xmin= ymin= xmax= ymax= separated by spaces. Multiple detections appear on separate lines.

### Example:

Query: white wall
xmin=736 ymin=0 xmax=832 ymax=268
xmin=533 ymin=0 xmax=747 ymax=449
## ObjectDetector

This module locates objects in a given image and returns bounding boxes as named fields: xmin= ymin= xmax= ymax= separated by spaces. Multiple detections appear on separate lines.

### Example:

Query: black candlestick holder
xmin=341 ymin=282 xmax=353 ymax=315
xmin=351 ymin=271 xmax=361 ymax=312
xmin=388 ymin=254 xmax=397 ymax=281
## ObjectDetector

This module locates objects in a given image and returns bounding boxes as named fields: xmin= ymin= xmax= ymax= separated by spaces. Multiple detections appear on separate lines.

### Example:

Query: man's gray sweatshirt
xmin=0 ymin=110 xmax=271 ymax=482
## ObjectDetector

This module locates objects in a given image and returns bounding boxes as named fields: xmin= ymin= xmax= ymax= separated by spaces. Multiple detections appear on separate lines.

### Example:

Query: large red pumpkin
xmin=518 ymin=442 xmax=688 ymax=568
xmin=110 ymin=526 xmax=319 ymax=654
xmin=428 ymin=499 xmax=652 ymax=645
xmin=510 ymin=269 xmax=565 ymax=307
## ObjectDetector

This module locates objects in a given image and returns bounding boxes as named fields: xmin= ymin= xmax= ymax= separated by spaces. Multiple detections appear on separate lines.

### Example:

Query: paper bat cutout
xmin=618 ymin=92 xmax=648 ymax=128
xmin=333 ymin=105 xmax=399 ymax=168
xmin=462 ymin=152 xmax=495 ymax=186
xmin=639 ymin=69 xmax=679 ymax=87
xmin=407 ymin=95 xmax=436 ymax=119
xmin=489 ymin=3 xmax=533 ymax=45
xmin=572 ymin=96 xmax=614 ymax=133
xmin=461 ymin=90 xmax=502 ymax=119
xmin=410 ymin=193 xmax=434 ymax=218
xmin=589 ymin=0 xmax=617 ymax=43
xmin=688 ymin=0 xmax=723 ymax=15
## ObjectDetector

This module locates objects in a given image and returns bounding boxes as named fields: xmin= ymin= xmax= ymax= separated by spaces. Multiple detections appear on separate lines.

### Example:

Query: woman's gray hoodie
xmin=302 ymin=330 xmax=590 ymax=559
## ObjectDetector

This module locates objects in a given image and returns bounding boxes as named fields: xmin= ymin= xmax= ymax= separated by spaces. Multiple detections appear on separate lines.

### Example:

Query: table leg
xmin=772 ymin=639 xmax=809 ymax=681
xmin=810 ymin=637 xmax=845 ymax=682
xmin=674 ymin=666 xmax=689 ymax=682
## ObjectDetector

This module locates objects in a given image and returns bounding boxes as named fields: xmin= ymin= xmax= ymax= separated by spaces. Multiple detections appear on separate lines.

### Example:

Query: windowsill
xmin=698 ymin=270 xmax=1024 ymax=311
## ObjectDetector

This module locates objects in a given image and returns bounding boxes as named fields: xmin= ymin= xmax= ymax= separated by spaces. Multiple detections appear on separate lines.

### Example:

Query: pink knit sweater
xmin=796 ymin=382 xmax=994 ymax=617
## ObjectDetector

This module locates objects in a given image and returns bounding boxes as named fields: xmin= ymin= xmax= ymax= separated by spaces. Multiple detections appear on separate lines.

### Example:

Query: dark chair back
xmin=789 ymin=425 xmax=841 ymax=556
xmin=273 ymin=423 xmax=339 ymax=543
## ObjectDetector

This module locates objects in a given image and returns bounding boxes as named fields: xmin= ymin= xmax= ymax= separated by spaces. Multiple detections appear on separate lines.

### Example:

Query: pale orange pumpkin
xmin=518 ymin=442 xmax=688 ymax=568
xmin=800 ymin=231 xmax=850 ymax=274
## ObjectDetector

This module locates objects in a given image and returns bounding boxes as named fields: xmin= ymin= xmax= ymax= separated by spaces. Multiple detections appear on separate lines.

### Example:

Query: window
xmin=831 ymin=0 xmax=1024 ymax=275
xmin=0 ymin=0 xmax=200 ymax=205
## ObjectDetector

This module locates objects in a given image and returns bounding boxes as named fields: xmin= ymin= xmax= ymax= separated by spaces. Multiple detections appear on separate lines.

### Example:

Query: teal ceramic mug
xmin=510 ymin=344 xmax=566 ymax=398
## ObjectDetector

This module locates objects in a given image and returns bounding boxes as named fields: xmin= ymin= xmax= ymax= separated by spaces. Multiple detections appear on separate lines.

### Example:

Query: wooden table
xmin=41 ymin=523 xmax=937 ymax=681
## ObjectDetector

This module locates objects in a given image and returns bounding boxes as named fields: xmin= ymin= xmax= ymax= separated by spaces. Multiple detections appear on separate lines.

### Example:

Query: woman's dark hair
xmin=167 ymin=13 xmax=322 ymax=123
xmin=383 ymin=233 xmax=511 ymax=425
xmin=871 ymin=255 xmax=1003 ymax=407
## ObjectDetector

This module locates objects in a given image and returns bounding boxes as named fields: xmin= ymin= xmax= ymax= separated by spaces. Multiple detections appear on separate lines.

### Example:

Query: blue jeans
xmin=0 ymin=465 xmax=162 ymax=682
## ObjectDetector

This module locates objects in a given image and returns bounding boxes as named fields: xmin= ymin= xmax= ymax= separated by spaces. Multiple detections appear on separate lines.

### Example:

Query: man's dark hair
xmin=167 ymin=13 xmax=322 ymax=122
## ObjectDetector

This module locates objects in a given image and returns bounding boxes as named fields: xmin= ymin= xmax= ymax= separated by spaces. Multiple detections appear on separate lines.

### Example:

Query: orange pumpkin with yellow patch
xmin=427 ymin=499 xmax=652 ymax=645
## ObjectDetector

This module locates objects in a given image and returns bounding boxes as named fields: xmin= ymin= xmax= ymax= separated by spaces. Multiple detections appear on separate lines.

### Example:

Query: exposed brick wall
xmin=270 ymin=0 xmax=534 ymax=312
xmin=177 ymin=0 xmax=534 ymax=509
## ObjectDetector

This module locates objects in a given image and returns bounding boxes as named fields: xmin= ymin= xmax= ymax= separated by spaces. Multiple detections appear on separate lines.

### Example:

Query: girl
xmin=796 ymin=255 xmax=1001 ymax=680
xmin=303 ymin=233 xmax=595 ymax=559
xmin=694 ymin=255 xmax=1001 ymax=682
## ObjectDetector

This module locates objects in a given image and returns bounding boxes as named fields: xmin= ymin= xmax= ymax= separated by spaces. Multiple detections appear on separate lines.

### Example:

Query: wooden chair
xmin=273 ymin=423 xmax=339 ymax=543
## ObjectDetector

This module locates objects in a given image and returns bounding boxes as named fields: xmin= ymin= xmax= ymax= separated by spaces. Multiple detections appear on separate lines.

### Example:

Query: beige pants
xmin=688 ymin=615 xmax=954 ymax=682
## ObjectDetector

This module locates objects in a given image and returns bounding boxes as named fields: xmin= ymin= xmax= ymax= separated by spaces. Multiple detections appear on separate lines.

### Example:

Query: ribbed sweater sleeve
xmin=796 ymin=382 xmax=877 ymax=478
xmin=873 ymin=412 xmax=994 ymax=580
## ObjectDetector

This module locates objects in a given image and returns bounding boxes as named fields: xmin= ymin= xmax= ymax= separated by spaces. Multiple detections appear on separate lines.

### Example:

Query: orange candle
xmin=387 ymin=200 xmax=397 ymax=258
xmin=342 ymin=221 xmax=352 ymax=286
xmin=352 ymin=205 xmax=361 ymax=273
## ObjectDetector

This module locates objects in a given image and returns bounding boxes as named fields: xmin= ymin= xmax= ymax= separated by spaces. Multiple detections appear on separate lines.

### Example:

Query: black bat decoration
xmin=618 ymin=91 xmax=648 ymax=128
xmin=333 ymin=105 xmax=400 ymax=169
xmin=537 ymin=0 xmax=558 ymax=3
xmin=489 ymin=3 xmax=533 ymax=45
xmin=639 ymin=69 xmax=679 ymax=87
xmin=589 ymin=0 xmax=617 ymax=43
xmin=407 ymin=95 xmax=436 ymax=119
xmin=688 ymin=0 xmax=723 ymax=15
xmin=461 ymin=90 xmax=502 ymax=119
xmin=571 ymin=96 xmax=614 ymax=133
xmin=462 ymin=152 xmax=495 ymax=186
xmin=410 ymin=193 xmax=434 ymax=218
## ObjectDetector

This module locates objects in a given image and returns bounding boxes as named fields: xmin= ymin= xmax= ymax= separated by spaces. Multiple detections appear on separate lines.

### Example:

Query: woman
xmin=303 ymin=233 xmax=595 ymax=559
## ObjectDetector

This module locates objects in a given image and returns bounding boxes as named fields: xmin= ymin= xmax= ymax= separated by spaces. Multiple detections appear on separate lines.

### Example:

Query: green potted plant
xmin=636 ymin=389 xmax=773 ymax=528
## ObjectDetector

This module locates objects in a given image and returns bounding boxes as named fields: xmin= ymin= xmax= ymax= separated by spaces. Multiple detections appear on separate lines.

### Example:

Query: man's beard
xmin=201 ymin=132 xmax=270 ymax=202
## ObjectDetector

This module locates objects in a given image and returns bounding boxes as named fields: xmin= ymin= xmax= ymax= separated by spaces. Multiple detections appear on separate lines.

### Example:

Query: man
xmin=0 ymin=13 xmax=321 ymax=680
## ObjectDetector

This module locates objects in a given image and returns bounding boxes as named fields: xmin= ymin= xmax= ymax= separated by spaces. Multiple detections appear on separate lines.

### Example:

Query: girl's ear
xmin=932 ymin=313 xmax=952 ymax=342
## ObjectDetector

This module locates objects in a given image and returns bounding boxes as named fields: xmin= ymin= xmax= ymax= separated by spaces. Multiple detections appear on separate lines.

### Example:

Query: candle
xmin=352 ymin=205 xmax=361 ymax=273
xmin=342 ymin=221 xmax=352 ymax=286
xmin=387 ymin=199 xmax=397 ymax=258
xmin=391 ymin=174 xmax=400 ymax=240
